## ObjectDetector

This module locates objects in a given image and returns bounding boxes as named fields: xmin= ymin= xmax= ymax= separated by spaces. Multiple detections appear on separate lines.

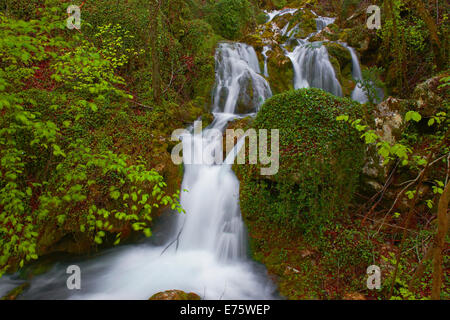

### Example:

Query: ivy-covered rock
xmin=266 ymin=46 xmax=294 ymax=94
xmin=235 ymin=88 xmax=365 ymax=235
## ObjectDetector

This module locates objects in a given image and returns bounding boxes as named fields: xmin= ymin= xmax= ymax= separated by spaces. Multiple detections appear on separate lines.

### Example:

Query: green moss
xmin=324 ymin=42 xmax=354 ymax=97
xmin=236 ymin=88 xmax=365 ymax=236
xmin=290 ymin=9 xmax=317 ymax=39
xmin=267 ymin=47 xmax=294 ymax=94
xmin=234 ymin=89 xmax=370 ymax=299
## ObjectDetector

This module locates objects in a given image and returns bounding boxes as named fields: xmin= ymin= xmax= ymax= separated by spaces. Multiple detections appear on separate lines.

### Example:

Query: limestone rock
xmin=374 ymin=97 xmax=404 ymax=145
xmin=149 ymin=290 xmax=201 ymax=300
xmin=412 ymin=75 xmax=447 ymax=117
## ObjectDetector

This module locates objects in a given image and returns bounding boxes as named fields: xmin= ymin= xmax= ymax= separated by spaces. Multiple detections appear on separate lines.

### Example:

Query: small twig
xmin=445 ymin=153 xmax=450 ymax=186
xmin=218 ymin=282 xmax=227 ymax=300
xmin=388 ymin=148 xmax=436 ymax=299
xmin=395 ymin=154 xmax=448 ymax=187
xmin=374 ymin=153 xmax=449 ymax=236
xmin=160 ymin=218 xmax=186 ymax=256
xmin=355 ymin=213 xmax=420 ymax=234
xmin=362 ymin=160 xmax=399 ymax=223
xmin=131 ymin=101 xmax=154 ymax=110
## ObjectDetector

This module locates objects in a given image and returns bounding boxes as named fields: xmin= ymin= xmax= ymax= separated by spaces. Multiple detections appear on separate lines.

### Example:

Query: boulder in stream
xmin=149 ymin=290 xmax=201 ymax=300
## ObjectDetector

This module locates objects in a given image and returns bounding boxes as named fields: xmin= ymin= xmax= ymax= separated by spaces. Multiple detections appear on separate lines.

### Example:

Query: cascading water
xmin=287 ymin=41 xmax=343 ymax=96
xmin=260 ymin=8 xmax=371 ymax=101
xmin=340 ymin=43 xmax=368 ymax=104
xmin=0 ymin=43 xmax=277 ymax=300
xmin=0 ymin=7 xmax=375 ymax=300
xmin=315 ymin=16 xmax=336 ymax=32
xmin=213 ymin=42 xmax=272 ymax=114
xmin=285 ymin=14 xmax=343 ymax=96
xmin=262 ymin=46 xmax=270 ymax=77
xmin=340 ymin=43 xmax=384 ymax=104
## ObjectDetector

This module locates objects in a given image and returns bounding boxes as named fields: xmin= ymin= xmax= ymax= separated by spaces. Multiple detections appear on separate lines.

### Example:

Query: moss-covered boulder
xmin=266 ymin=46 xmax=294 ymax=94
xmin=338 ymin=25 xmax=371 ymax=56
xmin=288 ymin=9 xmax=317 ymax=39
xmin=235 ymin=88 xmax=365 ymax=234
xmin=323 ymin=42 xmax=354 ymax=96
xmin=149 ymin=290 xmax=201 ymax=300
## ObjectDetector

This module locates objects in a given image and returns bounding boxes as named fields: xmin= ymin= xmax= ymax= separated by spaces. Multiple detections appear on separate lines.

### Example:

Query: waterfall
xmin=262 ymin=46 xmax=271 ymax=77
xmin=315 ymin=16 xmax=335 ymax=32
xmin=287 ymin=41 xmax=343 ymax=96
xmin=262 ymin=9 xmax=368 ymax=101
xmin=180 ymin=42 xmax=272 ymax=261
xmin=277 ymin=12 xmax=342 ymax=96
xmin=264 ymin=8 xmax=298 ymax=23
xmin=340 ymin=43 xmax=369 ymax=104
xmin=0 ymin=42 xmax=277 ymax=300
xmin=212 ymin=43 xmax=272 ymax=114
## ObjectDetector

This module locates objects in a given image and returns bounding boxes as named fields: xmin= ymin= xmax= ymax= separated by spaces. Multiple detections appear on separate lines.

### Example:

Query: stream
xmin=0 ymin=8 xmax=373 ymax=300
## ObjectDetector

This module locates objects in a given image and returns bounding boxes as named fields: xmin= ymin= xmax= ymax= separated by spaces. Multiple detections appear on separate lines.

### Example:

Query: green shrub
xmin=236 ymin=88 xmax=365 ymax=236
xmin=256 ymin=12 xmax=269 ymax=25
xmin=206 ymin=0 xmax=255 ymax=40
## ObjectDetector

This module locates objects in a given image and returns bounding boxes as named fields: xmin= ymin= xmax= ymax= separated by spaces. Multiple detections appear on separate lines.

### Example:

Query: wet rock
xmin=323 ymin=42 xmax=354 ymax=96
xmin=343 ymin=292 xmax=366 ymax=300
xmin=361 ymin=97 xmax=406 ymax=193
xmin=412 ymin=75 xmax=447 ymax=117
xmin=149 ymin=290 xmax=201 ymax=300
xmin=284 ymin=266 xmax=300 ymax=275
xmin=1 ymin=282 xmax=29 ymax=300
xmin=374 ymin=97 xmax=404 ymax=145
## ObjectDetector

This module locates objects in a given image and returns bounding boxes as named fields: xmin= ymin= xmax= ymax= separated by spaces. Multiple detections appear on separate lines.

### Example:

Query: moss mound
xmin=235 ymin=88 xmax=365 ymax=235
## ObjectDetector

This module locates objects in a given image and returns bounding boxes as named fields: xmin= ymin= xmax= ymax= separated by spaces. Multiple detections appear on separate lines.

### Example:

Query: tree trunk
xmin=431 ymin=182 xmax=450 ymax=299
xmin=149 ymin=0 xmax=161 ymax=104
xmin=410 ymin=0 xmax=445 ymax=69
xmin=386 ymin=0 xmax=402 ymax=90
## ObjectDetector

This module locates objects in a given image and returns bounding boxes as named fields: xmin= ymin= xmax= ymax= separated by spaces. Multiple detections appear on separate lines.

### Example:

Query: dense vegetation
xmin=236 ymin=89 xmax=365 ymax=235
xmin=0 ymin=0 xmax=448 ymax=300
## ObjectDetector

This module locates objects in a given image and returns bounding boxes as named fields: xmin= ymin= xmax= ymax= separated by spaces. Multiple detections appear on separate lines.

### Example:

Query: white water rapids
xmin=0 ymin=42 xmax=277 ymax=300
xmin=263 ymin=8 xmax=372 ymax=103
xmin=0 ymin=8 xmax=377 ymax=300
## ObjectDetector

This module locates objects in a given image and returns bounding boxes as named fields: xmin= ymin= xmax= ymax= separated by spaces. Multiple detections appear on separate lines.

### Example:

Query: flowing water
xmin=0 ymin=42 xmax=277 ymax=300
xmin=213 ymin=42 xmax=272 ymax=114
xmin=262 ymin=8 xmax=374 ymax=102
xmin=340 ymin=42 xmax=369 ymax=104
xmin=284 ymin=14 xmax=343 ymax=96
xmin=0 ymin=8 xmax=375 ymax=300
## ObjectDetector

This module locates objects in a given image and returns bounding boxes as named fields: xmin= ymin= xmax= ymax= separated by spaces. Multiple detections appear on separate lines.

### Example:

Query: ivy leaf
xmin=336 ymin=115 xmax=349 ymax=122
xmin=405 ymin=111 xmax=421 ymax=122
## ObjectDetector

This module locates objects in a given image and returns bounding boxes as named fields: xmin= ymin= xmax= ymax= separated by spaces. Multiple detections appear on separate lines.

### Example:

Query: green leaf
xmin=110 ymin=190 xmax=120 ymax=200
xmin=336 ymin=115 xmax=349 ymax=122
xmin=405 ymin=111 xmax=421 ymax=123
xmin=143 ymin=228 xmax=151 ymax=237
